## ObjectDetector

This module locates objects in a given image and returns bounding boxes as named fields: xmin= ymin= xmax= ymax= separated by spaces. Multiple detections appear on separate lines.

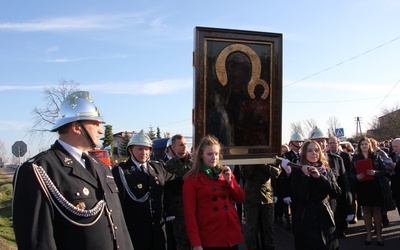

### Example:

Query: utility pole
xmin=355 ymin=117 xmax=362 ymax=137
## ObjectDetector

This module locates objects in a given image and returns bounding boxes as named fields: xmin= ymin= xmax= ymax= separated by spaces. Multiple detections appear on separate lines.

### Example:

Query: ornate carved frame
xmin=193 ymin=27 xmax=282 ymax=159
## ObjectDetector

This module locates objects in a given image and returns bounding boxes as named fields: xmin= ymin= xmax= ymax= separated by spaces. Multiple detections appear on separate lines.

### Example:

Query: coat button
xmin=223 ymin=205 xmax=228 ymax=210
xmin=221 ymin=195 xmax=226 ymax=200
xmin=213 ymin=207 xmax=218 ymax=211
xmin=212 ymin=197 xmax=217 ymax=201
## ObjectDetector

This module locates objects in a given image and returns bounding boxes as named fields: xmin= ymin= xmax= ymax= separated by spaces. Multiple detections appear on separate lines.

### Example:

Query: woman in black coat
xmin=290 ymin=140 xmax=341 ymax=250
xmin=349 ymin=137 xmax=386 ymax=246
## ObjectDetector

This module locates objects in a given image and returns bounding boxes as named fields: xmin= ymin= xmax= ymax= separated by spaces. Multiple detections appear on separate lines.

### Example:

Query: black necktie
xmin=140 ymin=165 xmax=147 ymax=175
xmin=82 ymin=153 xmax=97 ymax=178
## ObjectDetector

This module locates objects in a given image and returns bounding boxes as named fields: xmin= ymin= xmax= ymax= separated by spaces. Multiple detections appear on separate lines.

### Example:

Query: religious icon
xmin=193 ymin=27 xmax=282 ymax=159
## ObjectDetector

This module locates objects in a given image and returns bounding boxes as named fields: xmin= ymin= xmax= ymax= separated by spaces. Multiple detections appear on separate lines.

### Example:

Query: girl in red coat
xmin=183 ymin=135 xmax=245 ymax=250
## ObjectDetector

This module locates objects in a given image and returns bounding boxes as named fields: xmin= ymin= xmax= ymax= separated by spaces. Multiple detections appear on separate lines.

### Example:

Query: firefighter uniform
xmin=113 ymin=157 xmax=177 ymax=250
xmin=13 ymin=141 xmax=134 ymax=250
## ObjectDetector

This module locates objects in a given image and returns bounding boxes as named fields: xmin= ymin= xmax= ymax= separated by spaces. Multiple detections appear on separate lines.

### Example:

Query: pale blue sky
xmin=1 ymin=0 xmax=400 ymax=162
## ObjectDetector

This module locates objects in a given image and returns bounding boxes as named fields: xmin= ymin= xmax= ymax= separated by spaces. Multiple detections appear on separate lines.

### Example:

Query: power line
xmin=366 ymin=78 xmax=400 ymax=117
xmin=284 ymin=36 xmax=400 ymax=88
xmin=284 ymin=92 xmax=400 ymax=104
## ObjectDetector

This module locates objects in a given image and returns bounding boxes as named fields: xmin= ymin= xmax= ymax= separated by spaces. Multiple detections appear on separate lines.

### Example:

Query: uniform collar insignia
xmin=64 ymin=157 xmax=74 ymax=165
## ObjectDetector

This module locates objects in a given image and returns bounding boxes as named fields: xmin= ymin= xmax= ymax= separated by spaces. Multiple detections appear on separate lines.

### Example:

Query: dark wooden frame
xmin=193 ymin=27 xmax=282 ymax=159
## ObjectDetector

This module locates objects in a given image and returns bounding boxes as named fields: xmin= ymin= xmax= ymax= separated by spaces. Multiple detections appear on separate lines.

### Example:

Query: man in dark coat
xmin=13 ymin=91 xmax=134 ymax=250
xmin=112 ymin=130 xmax=177 ymax=250
xmin=327 ymin=136 xmax=353 ymax=238
xmin=278 ymin=133 xmax=304 ymax=231
xmin=164 ymin=134 xmax=192 ymax=250
xmin=390 ymin=138 xmax=400 ymax=217
xmin=242 ymin=164 xmax=281 ymax=250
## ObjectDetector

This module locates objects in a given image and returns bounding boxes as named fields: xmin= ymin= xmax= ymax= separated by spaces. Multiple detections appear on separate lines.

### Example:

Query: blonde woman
xmin=183 ymin=135 xmax=244 ymax=250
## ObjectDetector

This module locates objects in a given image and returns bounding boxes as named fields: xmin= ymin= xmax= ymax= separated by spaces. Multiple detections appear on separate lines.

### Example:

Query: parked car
xmin=150 ymin=137 xmax=193 ymax=162
xmin=339 ymin=141 xmax=355 ymax=154
xmin=89 ymin=149 xmax=111 ymax=167
xmin=151 ymin=138 xmax=169 ymax=161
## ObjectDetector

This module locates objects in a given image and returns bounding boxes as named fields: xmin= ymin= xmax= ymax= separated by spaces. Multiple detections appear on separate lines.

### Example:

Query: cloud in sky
xmin=0 ymin=78 xmax=191 ymax=95
xmin=0 ymin=13 xmax=150 ymax=32
xmin=45 ymin=46 xmax=58 ymax=54
xmin=90 ymin=78 xmax=192 ymax=95
xmin=0 ymin=85 xmax=44 ymax=91
xmin=0 ymin=121 xmax=31 ymax=131
xmin=44 ymin=53 xmax=132 ymax=63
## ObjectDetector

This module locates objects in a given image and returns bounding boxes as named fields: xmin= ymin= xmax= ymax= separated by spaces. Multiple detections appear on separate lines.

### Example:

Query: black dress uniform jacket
xmin=112 ymin=158 xmax=178 ymax=250
xmin=12 ymin=141 xmax=134 ymax=250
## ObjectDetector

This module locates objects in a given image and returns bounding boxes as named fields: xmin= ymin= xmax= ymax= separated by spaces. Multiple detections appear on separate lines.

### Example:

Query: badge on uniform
xmin=76 ymin=202 xmax=86 ymax=210
xmin=83 ymin=187 xmax=90 ymax=196
xmin=137 ymin=184 xmax=143 ymax=189
xmin=63 ymin=157 xmax=74 ymax=165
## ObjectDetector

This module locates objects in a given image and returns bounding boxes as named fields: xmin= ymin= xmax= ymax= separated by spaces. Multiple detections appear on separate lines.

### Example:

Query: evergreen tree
xmin=118 ymin=131 xmax=131 ymax=157
xmin=148 ymin=126 xmax=156 ymax=140
xmin=103 ymin=125 xmax=114 ymax=156
xmin=156 ymin=127 xmax=161 ymax=139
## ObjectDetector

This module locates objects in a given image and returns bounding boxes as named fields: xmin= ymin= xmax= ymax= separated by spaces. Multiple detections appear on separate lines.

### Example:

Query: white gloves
xmin=346 ymin=214 xmax=355 ymax=222
xmin=273 ymin=196 xmax=278 ymax=203
xmin=166 ymin=216 xmax=175 ymax=222
xmin=281 ymin=159 xmax=292 ymax=173
xmin=283 ymin=197 xmax=292 ymax=205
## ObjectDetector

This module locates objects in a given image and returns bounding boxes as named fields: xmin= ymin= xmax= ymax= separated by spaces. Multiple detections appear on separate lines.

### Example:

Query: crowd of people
xmin=12 ymin=91 xmax=245 ymax=250
xmin=279 ymin=129 xmax=399 ymax=248
xmin=11 ymin=90 xmax=400 ymax=250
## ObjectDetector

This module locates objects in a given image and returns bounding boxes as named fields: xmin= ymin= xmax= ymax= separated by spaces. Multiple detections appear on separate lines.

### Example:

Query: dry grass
xmin=0 ymin=170 xmax=17 ymax=250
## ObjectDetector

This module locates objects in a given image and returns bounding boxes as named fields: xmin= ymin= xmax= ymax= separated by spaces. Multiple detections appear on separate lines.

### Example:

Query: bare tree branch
xmin=303 ymin=118 xmax=319 ymax=136
xmin=0 ymin=140 xmax=6 ymax=162
xmin=367 ymin=103 xmax=400 ymax=140
xmin=327 ymin=116 xmax=341 ymax=137
xmin=27 ymin=79 xmax=80 ymax=145
xmin=289 ymin=121 xmax=305 ymax=138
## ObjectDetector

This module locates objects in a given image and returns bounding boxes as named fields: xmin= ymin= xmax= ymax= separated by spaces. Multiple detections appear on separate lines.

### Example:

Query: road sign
xmin=12 ymin=141 xmax=27 ymax=157
xmin=335 ymin=128 xmax=345 ymax=137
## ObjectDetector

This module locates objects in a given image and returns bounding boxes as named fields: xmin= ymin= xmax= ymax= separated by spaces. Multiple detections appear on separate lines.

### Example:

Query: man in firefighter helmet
xmin=308 ymin=128 xmax=328 ymax=151
xmin=278 ymin=132 xmax=305 ymax=232
xmin=112 ymin=130 xmax=178 ymax=250
xmin=13 ymin=91 xmax=134 ymax=250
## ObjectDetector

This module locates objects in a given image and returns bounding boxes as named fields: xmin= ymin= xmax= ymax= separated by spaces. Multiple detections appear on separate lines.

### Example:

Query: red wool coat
xmin=183 ymin=172 xmax=245 ymax=248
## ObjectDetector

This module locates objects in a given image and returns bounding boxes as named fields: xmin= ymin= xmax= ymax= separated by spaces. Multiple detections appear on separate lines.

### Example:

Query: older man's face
xmin=314 ymin=138 xmax=327 ymax=151
xmin=328 ymin=138 xmax=339 ymax=153
xmin=392 ymin=140 xmax=400 ymax=155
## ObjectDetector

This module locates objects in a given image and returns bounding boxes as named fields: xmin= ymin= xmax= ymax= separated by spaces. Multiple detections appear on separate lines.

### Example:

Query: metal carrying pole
xmin=275 ymin=156 xmax=303 ymax=170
